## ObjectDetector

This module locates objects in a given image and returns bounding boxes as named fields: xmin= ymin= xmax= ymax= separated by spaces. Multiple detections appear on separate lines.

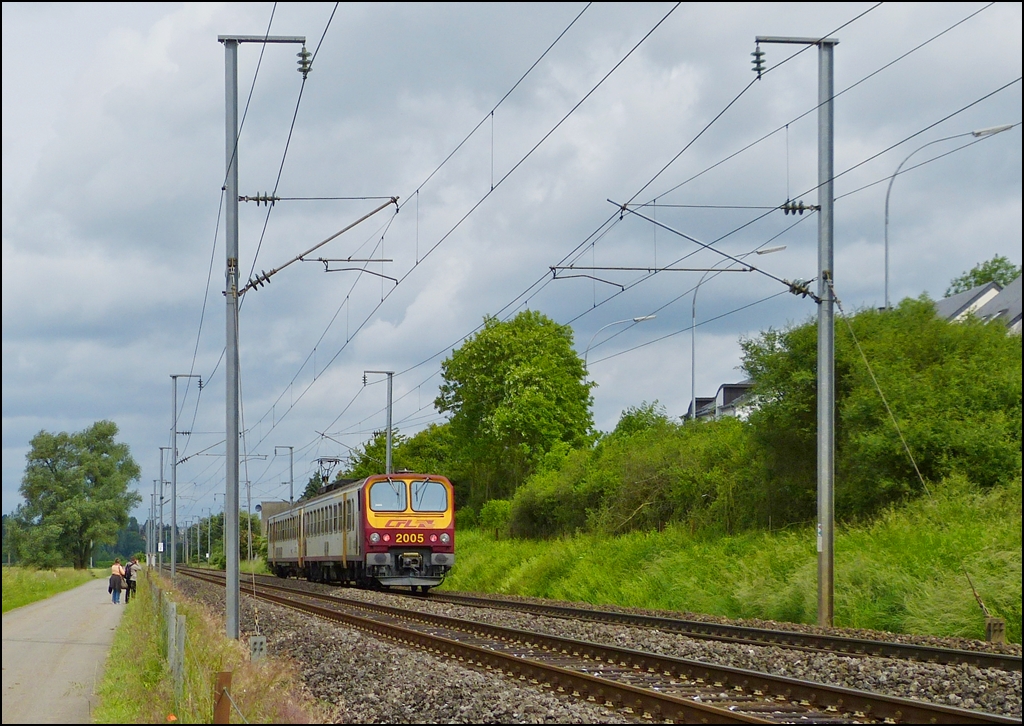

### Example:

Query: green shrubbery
xmin=339 ymin=297 xmax=1020 ymax=546
xmin=505 ymin=299 xmax=1022 ymax=538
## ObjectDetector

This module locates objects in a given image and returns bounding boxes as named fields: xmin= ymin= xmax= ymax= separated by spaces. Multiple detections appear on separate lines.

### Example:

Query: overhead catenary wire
xmin=218 ymin=4 xmax=1015 ymax=497
xmin=179 ymin=4 xmax=281 ymax=460
xmin=246 ymin=1 xmax=905 ymax=476
xmin=648 ymin=2 xmax=998 ymax=204
xmin=243 ymin=3 xmax=683 ymax=455
xmin=236 ymin=3 xmax=602 ymax=449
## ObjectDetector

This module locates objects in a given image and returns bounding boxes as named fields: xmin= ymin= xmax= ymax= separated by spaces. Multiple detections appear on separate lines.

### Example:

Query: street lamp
xmin=690 ymin=246 xmax=786 ymax=422
xmin=883 ymin=124 xmax=1014 ymax=310
xmin=584 ymin=315 xmax=657 ymax=371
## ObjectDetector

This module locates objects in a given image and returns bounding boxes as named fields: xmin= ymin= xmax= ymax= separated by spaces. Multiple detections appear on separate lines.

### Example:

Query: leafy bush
xmin=478 ymin=499 xmax=512 ymax=537
xmin=742 ymin=297 xmax=1022 ymax=522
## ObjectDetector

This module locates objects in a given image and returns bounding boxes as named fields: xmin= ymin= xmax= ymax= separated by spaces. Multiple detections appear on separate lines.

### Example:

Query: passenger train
xmin=266 ymin=472 xmax=455 ymax=592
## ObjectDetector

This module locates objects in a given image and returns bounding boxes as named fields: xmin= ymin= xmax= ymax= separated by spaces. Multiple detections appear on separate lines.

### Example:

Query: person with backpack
xmin=123 ymin=557 xmax=138 ymax=603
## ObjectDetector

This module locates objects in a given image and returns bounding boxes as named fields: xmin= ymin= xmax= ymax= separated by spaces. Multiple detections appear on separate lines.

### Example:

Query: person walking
xmin=109 ymin=558 xmax=125 ymax=604
xmin=123 ymin=557 xmax=139 ymax=603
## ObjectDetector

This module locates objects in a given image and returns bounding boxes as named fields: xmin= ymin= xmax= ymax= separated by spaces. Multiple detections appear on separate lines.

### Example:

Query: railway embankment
xmin=443 ymin=475 xmax=1023 ymax=646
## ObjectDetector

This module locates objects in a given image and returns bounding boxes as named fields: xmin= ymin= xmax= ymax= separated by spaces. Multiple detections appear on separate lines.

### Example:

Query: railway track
xmin=418 ymin=591 xmax=1022 ymax=672
xmin=181 ymin=568 xmax=1019 ymax=724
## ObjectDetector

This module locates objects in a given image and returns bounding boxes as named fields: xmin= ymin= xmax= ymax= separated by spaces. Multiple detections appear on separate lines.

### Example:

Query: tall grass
xmin=93 ymin=571 xmax=322 ymax=724
xmin=444 ymin=476 xmax=1021 ymax=643
xmin=1 ymin=566 xmax=103 ymax=612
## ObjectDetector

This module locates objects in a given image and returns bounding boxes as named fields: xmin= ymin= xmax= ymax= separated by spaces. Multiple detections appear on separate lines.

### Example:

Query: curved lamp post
xmin=884 ymin=124 xmax=1014 ymax=310
xmin=584 ymin=315 xmax=656 ymax=371
xmin=691 ymin=245 xmax=786 ymax=421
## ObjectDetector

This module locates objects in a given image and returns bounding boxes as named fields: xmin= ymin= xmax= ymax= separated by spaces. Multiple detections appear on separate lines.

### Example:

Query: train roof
xmin=266 ymin=472 xmax=452 ymax=521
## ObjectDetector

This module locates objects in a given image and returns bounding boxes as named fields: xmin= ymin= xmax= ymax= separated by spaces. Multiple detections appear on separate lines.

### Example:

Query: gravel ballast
xmin=177 ymin=576 xmax=1021 ymax=721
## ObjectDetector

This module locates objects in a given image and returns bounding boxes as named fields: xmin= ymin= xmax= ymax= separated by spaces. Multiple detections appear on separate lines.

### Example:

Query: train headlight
xmin=369 ymin=532 xmax=381 ymax=544
xmin=440 ymin=533 xmax=450 ymax=544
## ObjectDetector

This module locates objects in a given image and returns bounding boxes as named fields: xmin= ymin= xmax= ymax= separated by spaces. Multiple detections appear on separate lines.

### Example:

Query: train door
xmin=297 ymin=506 xmax=306 ymax=568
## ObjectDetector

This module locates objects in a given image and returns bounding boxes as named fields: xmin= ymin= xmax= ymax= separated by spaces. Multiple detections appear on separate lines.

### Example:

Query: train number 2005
xmin=395 ymin=533 xmax=425 ymax=544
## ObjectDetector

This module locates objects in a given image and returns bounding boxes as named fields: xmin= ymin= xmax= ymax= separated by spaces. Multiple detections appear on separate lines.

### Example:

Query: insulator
xmin=751 ymin=45 xmax=765 ymax=78
xmin=296 ymin=46 xmax=312 ymax=79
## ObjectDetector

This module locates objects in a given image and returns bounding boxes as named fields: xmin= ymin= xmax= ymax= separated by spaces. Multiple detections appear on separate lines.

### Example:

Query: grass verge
xmin=1 ymin=566 xmax=104 ymax=612
xmin=93 ymin=570 xmax=324 ymax=724
xmin=443 ymin=476 xmax=1022 ymax=643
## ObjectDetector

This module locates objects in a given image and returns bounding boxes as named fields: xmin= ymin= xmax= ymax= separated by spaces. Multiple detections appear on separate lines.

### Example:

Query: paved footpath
xmin=3 ymin=577 xmax=124 ymax=724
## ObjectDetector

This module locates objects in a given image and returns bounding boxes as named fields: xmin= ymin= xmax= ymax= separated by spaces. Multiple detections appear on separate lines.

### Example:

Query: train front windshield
xmin=411 ymin=480 xmax=447 ymax=512
xmin=369 ymin=480 xmax=407 ymax=511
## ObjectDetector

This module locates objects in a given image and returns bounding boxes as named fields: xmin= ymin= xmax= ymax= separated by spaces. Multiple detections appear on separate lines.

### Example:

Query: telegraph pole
xmin=755 ymin=34 xmax=837 ymax=627
xmin=219 ymin=33 xmax=305 ymax=640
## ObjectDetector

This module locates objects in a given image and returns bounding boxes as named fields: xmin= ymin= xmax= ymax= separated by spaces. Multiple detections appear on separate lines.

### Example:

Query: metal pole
xmin=691 ymin=273 xmax=713 ymax=421
xmin=171 ymin=376 xmax=177 ymax=579
xmin=816 ymin=39 xmax=837 ymax=628
xmin=276 ymin=446 xmax=294 ymax=504
xmin=149 ymin=488 xmax=154 ymax=564
xmin=364 ymin=371 xmax=396 ymax=474
xmin=171 ymin=374 xmax=200 ymax=579
xmin=386 ymin=373 xmax=393 ymax=474
xmin=159 ymin=447 xmax=170 ymax=570
xmin=224 ymin=36 xmax=241 ymax=640
xmin=219 ymin=31 xmax=305 ymax=641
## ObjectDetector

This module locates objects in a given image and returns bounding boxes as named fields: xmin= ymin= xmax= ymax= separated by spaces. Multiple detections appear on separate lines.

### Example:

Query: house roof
xmin=934 ymin=280 xmax=1002 ymax=321
xmin=974 ymin=275 xmax=1022 ymax=330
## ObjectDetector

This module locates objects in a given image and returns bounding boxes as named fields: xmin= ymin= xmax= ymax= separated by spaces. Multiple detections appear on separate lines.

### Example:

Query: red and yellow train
xmin=266 ymin=473 xmax=455 ymax=592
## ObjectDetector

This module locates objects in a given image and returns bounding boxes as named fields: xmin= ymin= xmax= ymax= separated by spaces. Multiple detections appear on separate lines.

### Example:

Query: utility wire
xmin=835 ymin=124 xmax=1021 ymax=201
xmin=179 ymin=4 xmax=280 ymax=458
xmin=240 ymin=3 xmax=598 ymax=449
xmin=397 ymin=2 xmax=592 ymax=210
xmin=244 ymin=3 xmax=681 ymax=453
xmin=266 ymin=1 xmax=877 ymax=460
xmin=650 ymin=2 xmax=997 ymax=203
xmin=242 ymin=4 xmax=1010 ymax=485
xmin=245 ymin=2 xmax=341 ymax=286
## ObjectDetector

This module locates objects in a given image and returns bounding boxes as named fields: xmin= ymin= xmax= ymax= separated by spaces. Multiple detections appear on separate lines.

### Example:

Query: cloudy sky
xmin=3 ymin=2 xmax=1021 ymax=528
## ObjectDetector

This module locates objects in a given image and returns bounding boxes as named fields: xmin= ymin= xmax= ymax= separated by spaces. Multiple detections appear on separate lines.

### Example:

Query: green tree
xmin=10 ymin=421 xmax=141 ymax=569
xmin=300 ymin=473 xmax=326 ymax=501
xmin=946 ymin=255 xmax=1021 ymax=296
xmin=436 ymin=310 xmax=595 ymax=505
xmin=741 ymin=297 xmax=1022 ymax=522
